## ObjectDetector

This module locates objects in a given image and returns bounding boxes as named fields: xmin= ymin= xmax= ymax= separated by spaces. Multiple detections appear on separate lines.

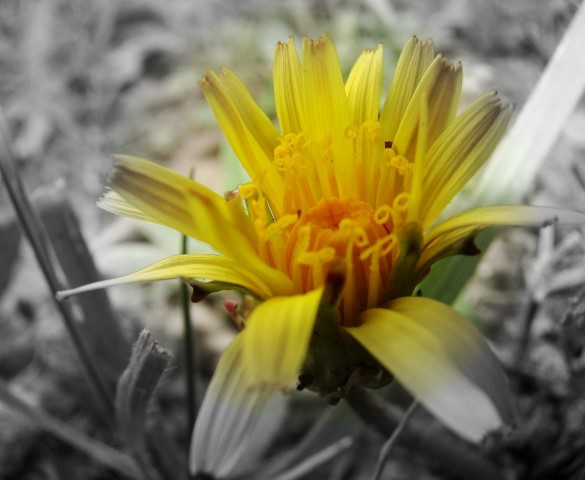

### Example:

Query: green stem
xmin=181 ymin=233 xmax=196 ymax=431
xmin=0 ymin=109 xmax=114 ymax=420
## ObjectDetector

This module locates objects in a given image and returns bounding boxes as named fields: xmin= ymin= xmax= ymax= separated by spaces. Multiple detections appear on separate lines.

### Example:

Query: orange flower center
xmin=285 ymin=197 xmax=399 ymax=325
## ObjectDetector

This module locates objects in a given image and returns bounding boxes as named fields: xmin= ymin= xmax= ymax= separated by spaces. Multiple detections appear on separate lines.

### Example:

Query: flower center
xmin=286 ymin=197 xmax=399 ymax=325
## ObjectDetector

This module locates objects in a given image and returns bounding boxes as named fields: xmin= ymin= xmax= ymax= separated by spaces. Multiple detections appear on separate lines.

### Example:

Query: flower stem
xmin=181 ymin=233 xmax=196 ymax=431
xmin=345 ymin=385 xmax=502 ymax=480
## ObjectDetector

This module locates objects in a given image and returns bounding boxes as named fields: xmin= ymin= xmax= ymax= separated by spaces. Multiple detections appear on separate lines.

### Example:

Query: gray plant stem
xmin=345 ymin=386 xmax=502 ymax=480
xmin=370 ymin=400 xmax=418 ymax=480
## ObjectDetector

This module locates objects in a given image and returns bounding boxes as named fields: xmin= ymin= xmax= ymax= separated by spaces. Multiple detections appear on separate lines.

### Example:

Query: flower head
xmin=60 ymin=35 xmax=585 ymax=462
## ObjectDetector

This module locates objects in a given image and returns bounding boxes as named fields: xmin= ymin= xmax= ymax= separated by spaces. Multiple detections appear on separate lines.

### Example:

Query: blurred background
xmin=1 ymin=0 xmax=584 ymax=478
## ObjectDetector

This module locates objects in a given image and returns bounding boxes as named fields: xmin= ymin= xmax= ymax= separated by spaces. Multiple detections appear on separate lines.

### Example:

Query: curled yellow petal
xmin=386 ymin=296 xmax=515 ymax=425
xmin=346 ymin=299 xmax=511 ymax=442
xmin=421 ymin=93 xmax=512 ymax=227
xmin=242 ymin=288 xmax=323 ymax=387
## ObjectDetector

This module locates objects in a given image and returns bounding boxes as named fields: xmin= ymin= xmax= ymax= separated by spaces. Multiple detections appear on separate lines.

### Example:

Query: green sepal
xmin=299 ymin=263 xmax=392 ymax=403
xmin=385 ymin=221 xmax=424 ymax=299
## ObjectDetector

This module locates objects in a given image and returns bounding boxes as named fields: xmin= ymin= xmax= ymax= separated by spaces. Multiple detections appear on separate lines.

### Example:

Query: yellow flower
xmin=61 ymin=35 xmax=585 ymax=470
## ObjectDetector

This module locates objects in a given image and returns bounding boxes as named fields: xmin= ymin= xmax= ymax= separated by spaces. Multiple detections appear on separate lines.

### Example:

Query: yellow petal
xmin=57 ymin=254 xmax=275 ymax=300
xmin=345 ymin=45 xmax=383 ymax=125
xmin=212 ymin=68 xmax=279 ymax=159
xmin=301 ymin=35 xmax=353 ymax=197
xmin=101 ymin=155 xmax=251 ymax=247
xmin=379 ymin=36 xmax=435 ymax=144
xmin=243 ymin=288 xmax=323 ymax=387
xmin=274 ymin=37 xmax=304 ymax=134
xmin=421 ymin=93 xmax=512 ymax=227
xmin=199 ymin=70 xmax=284 ymax=215
xmin=190 ymin=336 xmax=284 ymax=477
xmin=393 ymin=54 xmax=462 ymax=162
xmin=346 ymin=301 xmax=508 ymax=442
xmin=418 ymin=205 xmax=585 ymax=274
xmin=99 ymin=156 xmax=293 ymax=294
xmin=387 ymin=297 xmax=515 ymax=424
xmin=98 ymin=190 xmax=160 ymax=224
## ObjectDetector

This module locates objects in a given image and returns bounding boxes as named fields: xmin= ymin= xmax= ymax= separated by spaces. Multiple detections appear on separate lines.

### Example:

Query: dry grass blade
xmin=0 ymin=379 xmax=141 ymax=479
xmin=116 ymin=330 xmax=170 ymax=453
xmin=472 ymin=1 xmax=585 ymax=206
xmin=37 ymin=188 xmax=131 ymax=387
xmin=345 ymin=386 xmax=502 ymax=480
xmin=0 ymin=109 xmax=114 ymax=418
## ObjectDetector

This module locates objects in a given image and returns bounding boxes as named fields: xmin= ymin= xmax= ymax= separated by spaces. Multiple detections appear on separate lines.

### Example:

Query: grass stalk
xmin=181 ymin=232 xmax=196 ymax=431
xmin=0 ymin=109 xmax=114 ymax=419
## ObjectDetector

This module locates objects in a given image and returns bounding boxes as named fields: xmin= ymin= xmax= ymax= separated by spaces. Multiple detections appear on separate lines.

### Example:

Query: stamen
xmin=239 ymin=183 xmax=260 ymax=199
xmin=285 ymin=197 xmax=398 ymax=325
xmin=263 ymin=214 xmax=298 ymax=270
xmin=374 ymin=204 xmax=399 ymax=229
xmin=276 ymin=133 xmax=322 ymax=214
xmin=319 ymin=135 xmax=338 ymax=198
xmin=366 ymin=247 xmax=381 ymax=308
xmin=297 ymin=247 xmax=336 ymax=290
xmin=359 ymin=233 xmax=398 ymax=262
xmin=291 ymin=225 xmax=311 ymax=292
xmin=393 ymin=193 xmax=410 ymax=214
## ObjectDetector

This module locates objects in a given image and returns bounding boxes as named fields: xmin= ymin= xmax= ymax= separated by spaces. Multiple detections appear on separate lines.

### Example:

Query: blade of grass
xmin=421 ymin=3 xmax=585 ymax=307
xmin=37 ymin=188 xmax=131 ymax=386
xmin=181 ymin=231 xmax=196 ymax=431
xmin=472 ymin=1 xmax=585 ymax=206
xmin=0 ymin=108 xmax=114 ymax=419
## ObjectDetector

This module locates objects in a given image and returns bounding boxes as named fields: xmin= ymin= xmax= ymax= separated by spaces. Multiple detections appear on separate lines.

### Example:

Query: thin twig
xmin=272 ymin=436 xmax=354 ymax=480
xmin=345 ymin=386 xmax=502 ymax=480
xmin=0 ymin=108 xmax=114 ymax=419
xmin=370 ymin=400 xmax=418 ymax=480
